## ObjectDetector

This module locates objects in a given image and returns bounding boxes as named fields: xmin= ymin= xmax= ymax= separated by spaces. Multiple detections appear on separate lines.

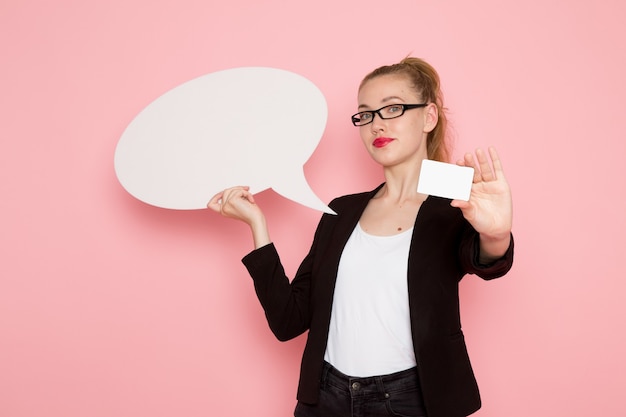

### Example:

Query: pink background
xmin=1 ymin=1 xmax=625 ymax=416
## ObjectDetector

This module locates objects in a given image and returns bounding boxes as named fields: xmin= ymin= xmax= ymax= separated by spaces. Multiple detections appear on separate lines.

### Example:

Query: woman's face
xmin=357 ymin=74 xmax=437 ymax=168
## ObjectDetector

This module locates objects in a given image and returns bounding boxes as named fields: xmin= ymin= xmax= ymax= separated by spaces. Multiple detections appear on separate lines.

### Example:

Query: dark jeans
xmin=294 ymin=362 xmax=427 ymax=417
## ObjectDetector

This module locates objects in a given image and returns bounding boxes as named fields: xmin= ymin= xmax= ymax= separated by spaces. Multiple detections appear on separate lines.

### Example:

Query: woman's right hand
xmin=207 ymin=186 xmax=271 ymax=248
xmin=207 ymin=186 xmax=261 ymax=225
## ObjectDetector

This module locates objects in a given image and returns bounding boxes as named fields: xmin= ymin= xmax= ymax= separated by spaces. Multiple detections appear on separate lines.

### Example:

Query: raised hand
xmin=451 ymin=147 xmax=512 ymax=260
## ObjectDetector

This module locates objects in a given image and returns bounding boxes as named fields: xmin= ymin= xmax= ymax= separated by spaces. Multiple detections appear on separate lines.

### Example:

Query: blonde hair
xmin=359 ymin=57 xmax=450 ymax=162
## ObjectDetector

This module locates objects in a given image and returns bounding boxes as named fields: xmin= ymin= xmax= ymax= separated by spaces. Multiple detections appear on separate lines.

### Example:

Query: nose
xmin=370 ymin=111 xmax=386 ymax=132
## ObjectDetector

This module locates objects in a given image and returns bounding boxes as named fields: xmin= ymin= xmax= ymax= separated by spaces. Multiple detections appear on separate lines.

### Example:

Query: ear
xmin=423 ymin=103 xmax=438 ymax=133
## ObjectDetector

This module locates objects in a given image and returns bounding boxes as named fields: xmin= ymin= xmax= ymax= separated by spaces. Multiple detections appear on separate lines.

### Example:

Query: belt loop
xmin=375 ymin=376 xmax=387 ymax=401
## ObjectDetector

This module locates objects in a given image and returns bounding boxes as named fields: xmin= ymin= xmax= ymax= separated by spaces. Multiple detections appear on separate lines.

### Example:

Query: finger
xmin=450 ymin=199 xmax=470 ymax=209
xmin=207 ymin=202 xmax=221 ymax=213
xmin=208 ymin=191 xmax=224 ymax=204
xmin=475 ymin=148 xmax=495 ymax=182
xmin=220 ymin=188 xmax=235 ymax=206
xmin=240 ymin=188 xmax=256 ymax=204
xmin=464 ymin=152 xmax=481 ymax=183
xmin=207 ymin=191 xmax=224 ymax=212
xmin=488 ymin=147 xmax=505 ymax=178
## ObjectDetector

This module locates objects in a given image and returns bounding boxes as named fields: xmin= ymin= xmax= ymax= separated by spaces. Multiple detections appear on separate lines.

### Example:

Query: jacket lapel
xmin=315 ymin=185 xmax=383 ymax=300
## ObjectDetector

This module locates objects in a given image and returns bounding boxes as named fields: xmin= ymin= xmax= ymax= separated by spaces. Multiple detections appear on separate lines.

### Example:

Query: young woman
xmin=208 ymin=57 xmax=514 ymax=417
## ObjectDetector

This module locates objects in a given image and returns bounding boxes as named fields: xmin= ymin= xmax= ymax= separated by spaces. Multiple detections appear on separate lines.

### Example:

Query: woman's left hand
xmin=451 ymin=147 xmax=512 ymax=259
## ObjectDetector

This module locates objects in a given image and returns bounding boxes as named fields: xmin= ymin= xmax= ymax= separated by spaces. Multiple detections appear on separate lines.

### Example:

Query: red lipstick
xmin=373 ymin=137 xmax=393 ymax=148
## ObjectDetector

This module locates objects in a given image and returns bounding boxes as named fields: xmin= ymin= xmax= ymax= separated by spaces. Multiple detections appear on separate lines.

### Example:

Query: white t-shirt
xmin=323 ymin=222 xmax=417 ymax=377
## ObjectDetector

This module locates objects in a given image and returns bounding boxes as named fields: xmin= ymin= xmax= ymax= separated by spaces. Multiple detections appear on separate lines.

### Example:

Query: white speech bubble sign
xmin=114 ymin=67 xmax=335 ymax=214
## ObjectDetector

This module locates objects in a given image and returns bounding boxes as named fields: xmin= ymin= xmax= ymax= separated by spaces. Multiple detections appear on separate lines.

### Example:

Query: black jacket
xmin=243 ymin=185 xmax=514 ymax=417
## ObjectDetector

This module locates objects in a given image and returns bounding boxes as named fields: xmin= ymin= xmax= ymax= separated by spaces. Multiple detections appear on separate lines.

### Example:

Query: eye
xmin=387 ymin=105 xmax=404 ymax=113
xmin=359 ymin=112 xmax=373 ymax=121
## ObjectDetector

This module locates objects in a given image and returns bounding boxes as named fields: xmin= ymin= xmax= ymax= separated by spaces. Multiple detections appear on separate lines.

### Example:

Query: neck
xmin=379 ymin=159 xmax=427 ymax=205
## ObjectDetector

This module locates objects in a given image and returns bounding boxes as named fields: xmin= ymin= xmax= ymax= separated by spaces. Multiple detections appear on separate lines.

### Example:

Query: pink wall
xmin=2 ymin=1 xmax=625 ymax=416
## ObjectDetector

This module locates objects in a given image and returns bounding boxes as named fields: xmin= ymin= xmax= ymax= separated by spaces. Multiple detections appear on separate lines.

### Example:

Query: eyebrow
xmin=358 ymin=96 xmax=406 ymax=110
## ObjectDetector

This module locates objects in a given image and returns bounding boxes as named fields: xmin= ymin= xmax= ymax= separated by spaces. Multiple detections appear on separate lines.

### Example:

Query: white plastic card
xmin=417 ymin=159 xmax=474 ymax=201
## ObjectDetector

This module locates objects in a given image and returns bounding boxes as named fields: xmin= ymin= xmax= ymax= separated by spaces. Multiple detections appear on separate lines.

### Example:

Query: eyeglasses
xmin=351 ymin=103 xmax=428 ymax=126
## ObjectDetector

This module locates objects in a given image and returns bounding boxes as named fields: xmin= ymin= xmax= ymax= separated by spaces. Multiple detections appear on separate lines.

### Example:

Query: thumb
xmin=450 ymin=199 xmax=469 ymax=209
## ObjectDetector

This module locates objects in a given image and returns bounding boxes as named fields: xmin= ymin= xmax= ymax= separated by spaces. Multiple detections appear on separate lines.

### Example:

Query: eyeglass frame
xmin=351 ymin=103 xmax=429 ymax=126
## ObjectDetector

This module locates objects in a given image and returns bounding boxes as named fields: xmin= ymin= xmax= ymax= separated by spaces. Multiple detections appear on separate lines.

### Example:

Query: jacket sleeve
xmin=459 ymin=224 xmax=515 ymax=280
xmin=241 ymin=244 xmax=311 ymax=341
xmin=241 ymin=213 xmax=330 ymax=342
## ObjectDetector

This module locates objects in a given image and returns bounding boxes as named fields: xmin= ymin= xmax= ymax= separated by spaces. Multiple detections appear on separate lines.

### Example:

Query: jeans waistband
xmin=321 ymin=361 xmax=420 ymax=398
